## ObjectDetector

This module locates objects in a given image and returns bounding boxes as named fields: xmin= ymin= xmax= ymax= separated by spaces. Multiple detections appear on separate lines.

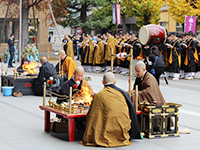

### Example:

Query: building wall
xmin=0 ymin=3 xmax=51 ymax=54
xmin=160 ymin=11 xmax=176 ymax=32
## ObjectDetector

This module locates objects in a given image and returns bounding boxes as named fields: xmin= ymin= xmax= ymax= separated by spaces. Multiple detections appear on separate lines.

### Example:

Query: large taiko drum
xmin=139 ymin=24 xmax=167 ymax=45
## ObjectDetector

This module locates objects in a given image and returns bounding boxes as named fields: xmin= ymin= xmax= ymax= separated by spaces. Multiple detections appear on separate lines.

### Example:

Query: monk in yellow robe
xmin=79 ymin=33 xmax=89 ymax=66
xmin=104 ymin=30 xmax=118 ymax=72
xmin=116 ymin=33 xmax=126 ymax=72
xmin=57 ymin=50 xmax=77 ymax=79
xmin=93 ymin=35 xmax=105 ymax=73
xmin=64 ymin=35 xmax=74 ymax=60
xmin=80 ymin=72 xmax=141 ymax=147
xmin=84 ymin=34 xmax=96 ymax=72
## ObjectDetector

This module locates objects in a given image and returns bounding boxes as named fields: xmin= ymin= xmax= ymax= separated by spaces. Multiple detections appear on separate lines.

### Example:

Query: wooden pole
xmin=129 ymin=49 xmax=133 ymax=97
xmin=43 ymin=82 xmax=46 ymax=106
xmin=111 ymin=48 xmax=114 ymax=73
xmin=59 ymin=48 xmax=61 ymax=76
xmin=135 ymin=85 xmax=138 ymax=111
xmin=68 ymin=87 xmax=72 ymax=114
xmin=47 ymin=47 xmax=49 ymax=61
xmin=61 ymin=65 xmax=63 ymax=77
xmin=14 ymin=66 xmax=16 ymax=79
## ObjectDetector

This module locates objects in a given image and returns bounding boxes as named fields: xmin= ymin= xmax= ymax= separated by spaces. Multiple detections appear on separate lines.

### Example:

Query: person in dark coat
xmin=33 ymin=57 xmax=60 ymax=96
xmin=8 ymin=33 xmax=17 ymax=68
xmin=149 ymin=46 xmax=166 ymax=85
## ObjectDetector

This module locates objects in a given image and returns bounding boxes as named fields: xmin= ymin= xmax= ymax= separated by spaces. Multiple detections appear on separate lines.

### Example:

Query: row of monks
xmin=162 ymin=32 xmax=200 ymax=80
xmin=63 ymin=30 xmax=200 ymax=80
xmin=63 ymin=30 xmax=145 ymax=76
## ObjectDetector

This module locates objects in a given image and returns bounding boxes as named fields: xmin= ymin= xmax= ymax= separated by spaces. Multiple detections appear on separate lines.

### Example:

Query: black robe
xmin=33 ymin=62 xmax=59 ymax=96
xmin=57 ymin=78 xmax=83 ymax=104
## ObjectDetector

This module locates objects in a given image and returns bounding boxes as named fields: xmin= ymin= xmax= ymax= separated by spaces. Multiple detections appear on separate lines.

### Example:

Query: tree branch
xmin=29 ymin=0 xmax=43 ymax=8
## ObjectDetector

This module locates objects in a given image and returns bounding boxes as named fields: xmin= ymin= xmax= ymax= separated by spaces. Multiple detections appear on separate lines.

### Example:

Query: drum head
xmin=139 ymin=26 xmax=150 ymax=45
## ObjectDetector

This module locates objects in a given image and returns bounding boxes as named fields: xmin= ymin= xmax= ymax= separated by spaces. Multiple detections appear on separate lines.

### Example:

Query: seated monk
xmin=80 ymin=72 xmax=141 ymax=147
xmin=57 ymin=66 xmax=93 ymax=104
xmin=131 ymin=61 xmax=173 ymax=131
xmin=55 ymin=50 xmax=77 ymax=80
xmin=131 ymin=61 xmax=165 ymax=106
xmin=17 ymin=57 xmax=38 ymax=75
xmin=33 ymin=57 xmax=60 ymax=96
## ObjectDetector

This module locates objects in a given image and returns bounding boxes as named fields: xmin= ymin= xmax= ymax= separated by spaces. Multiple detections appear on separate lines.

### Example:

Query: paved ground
xmin=0 ymin=60 xmax=200 ymax=150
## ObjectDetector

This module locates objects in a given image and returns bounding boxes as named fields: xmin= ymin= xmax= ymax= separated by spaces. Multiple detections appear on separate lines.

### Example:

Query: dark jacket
xmin=149 ymin=54 xmax=166 ymax=69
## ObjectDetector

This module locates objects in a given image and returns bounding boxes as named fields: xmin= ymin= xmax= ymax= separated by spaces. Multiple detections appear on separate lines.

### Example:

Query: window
xmin=160 ymin=22 xmax=167 ymax=29
xmin=176 ymin=23 xmax=183 ymax=32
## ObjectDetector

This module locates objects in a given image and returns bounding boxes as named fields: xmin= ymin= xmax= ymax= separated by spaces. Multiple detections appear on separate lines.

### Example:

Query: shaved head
xmin=75 ymin=66 xmax=84 ymax=74
xmin=40 ymin=57 xmax=48 ymax=63
xmin=60 ymin=50 xmax=65 ymax=56
xmin=103 ymin=72 xmax=116 ymax=84
xmin=135 ymin=61 xmax=146 ymax=69
xmin=74 ymin=66 xmax=84 ymax=82
xmin=135 ymin=61 xmax=146 ymax=78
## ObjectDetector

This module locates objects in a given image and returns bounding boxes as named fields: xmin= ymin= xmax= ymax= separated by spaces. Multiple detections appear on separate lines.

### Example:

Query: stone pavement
xmin=0 ymin=61 xmax=200 ymax=150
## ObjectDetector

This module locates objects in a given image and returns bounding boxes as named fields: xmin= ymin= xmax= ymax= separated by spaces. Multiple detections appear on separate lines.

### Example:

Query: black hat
xmin=10 ymin=33 xmax=14 ymax=37
xmin=97 ymin=34 xmax=101 ymax=38
xmin=188 ymin=31 xmax=193 ymax=36
xmin=27 ymin=41 xmax=30 ymax=44
xmin=107 ymin=30 xmax=112 ymax=35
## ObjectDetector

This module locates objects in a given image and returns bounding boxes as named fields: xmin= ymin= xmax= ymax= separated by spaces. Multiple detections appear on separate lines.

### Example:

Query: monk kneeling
xmin=131 ymin=61 xmax=173 ymax=131
xmin=80 ymin=72 xmax=141 ymax=147
xmin=131 ymin=61 xmax=166 ymax=105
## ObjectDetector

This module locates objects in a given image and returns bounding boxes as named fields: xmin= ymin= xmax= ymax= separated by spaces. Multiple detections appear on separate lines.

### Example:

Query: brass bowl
xmin=79 ymin=107 xmax=84 ymax=113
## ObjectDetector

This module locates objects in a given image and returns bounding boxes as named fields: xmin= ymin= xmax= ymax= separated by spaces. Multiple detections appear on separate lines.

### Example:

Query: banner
xmin=184 ymin=16 xmax=197 ymax=34
xmin=116 ymin=4 xmax=121 ymax=25
xmin=112 ymin=4 xmax=116 ymax=24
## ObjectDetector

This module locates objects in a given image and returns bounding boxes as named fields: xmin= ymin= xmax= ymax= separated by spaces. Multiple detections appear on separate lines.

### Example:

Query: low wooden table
xmin=39 ymin=106 xmax=143 ymax=142
xmin=39 ymin=105 xmax=88 ymax=142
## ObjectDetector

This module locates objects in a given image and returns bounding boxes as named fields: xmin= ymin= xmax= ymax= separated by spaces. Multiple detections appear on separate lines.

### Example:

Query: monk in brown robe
xmin=131 ymin=61 xmax=173 ymax=131
xmin=131 ymin=61 xmax=165 ymax=106
xmin=80 ymin=72 xmax=141 ymax=147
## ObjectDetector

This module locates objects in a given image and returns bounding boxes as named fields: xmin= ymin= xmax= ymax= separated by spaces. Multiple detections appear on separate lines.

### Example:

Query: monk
xmin=58 ymin=66 xmax=93 ymax=104
xmin=131 ymin=61 xmax=165 ymax=106
xmin=80 ymin=72 xmax=141 ymax=147
xmin=131 ymin=61 xmax=173 ymax=131
xmin=55 ymin=50 xmax=77 ymax=79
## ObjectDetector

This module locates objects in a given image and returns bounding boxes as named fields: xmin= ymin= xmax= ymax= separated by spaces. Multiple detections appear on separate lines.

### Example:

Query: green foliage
xmin=121 ymin=0 xmax=165 ymax=27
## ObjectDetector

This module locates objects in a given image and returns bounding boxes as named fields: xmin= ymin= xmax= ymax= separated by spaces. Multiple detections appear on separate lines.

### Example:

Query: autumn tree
xmin=121 ymin=0 xmax=165 ymax=27
xmin=0 ymin=0 xmax=67 ymax=51
xmin=166 ymin=0 xmax=200 ymax=24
